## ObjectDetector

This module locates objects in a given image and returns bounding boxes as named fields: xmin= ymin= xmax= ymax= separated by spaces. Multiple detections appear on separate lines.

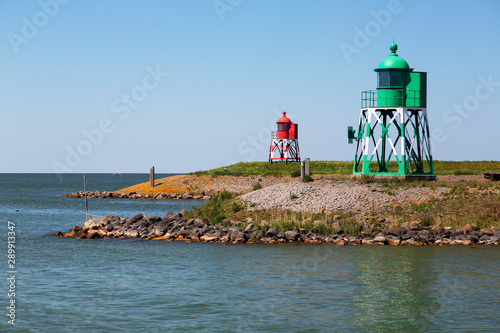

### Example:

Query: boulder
xmin=450 ymin=232 xmax=465 ymax=241
xmin=194 ymin=219 xmax=207 ymax=228
xmin=265 ymin=228 xmax=278 ymax=238
xmin=431 ymin=225 xmax=445 ymax=234
xmin=82 ymin=220 xmax=98 ymax=232
xmin=416 ymin=230 xmax=435 ymax=243
xmin=244 ymin=223 xmax=254 ymax=232
xmin=306 ymin=232 xmax=325 ymax=242
xmin=384 ymin=225 xmax=403 ymax=237
xmin=123 ymin=230 xmax=139 ymax=238
xmin=148 ymin=216 xmax=162 ymax=223
xmin=465 ymin=233 xmax=479 ymax=244
xmin=136 ymin=226 xmax=149 ymax=237
xmin=402 ymin=230 xmax=418 ymax=241
xmin=386 ymin=235 xmax=401 ymax=246
xmin=373 ymin=234 xmax=386 ymax=243
xmin=285 ymin=230 xmax=300 ymax=242
xmin=251 ymin=230 xmax=264 ymax=239
xmin=164 ymin=211 xmax=175 ymax=219
xmin=207 ymin=229 xmax=223 ymax=238
xmin=200 ymin=235 xmax=218 ymax=242
xmin=479 ymin=234 xmax=492 ymax=243
xmin=125 ymin=214 xmax=144 ymax=224
xmin=87 ymin=230 xmax=102 ymax=239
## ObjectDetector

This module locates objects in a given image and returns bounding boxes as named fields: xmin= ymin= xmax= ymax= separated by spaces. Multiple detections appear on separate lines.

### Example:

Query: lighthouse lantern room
xmin=347 ymin=42 xmax=435 ymax=180
xmin=269 ymin=111 xmax=300 ymax=162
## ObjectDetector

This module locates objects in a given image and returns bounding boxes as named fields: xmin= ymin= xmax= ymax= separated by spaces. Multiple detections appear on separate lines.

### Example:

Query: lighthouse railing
xmin=362 ymin=89 xmax=424 ymax=108
xmin=361 ymin=90 xmax=377 ymax=108
xmin=270 ymin=131 xmax=277 ymax=140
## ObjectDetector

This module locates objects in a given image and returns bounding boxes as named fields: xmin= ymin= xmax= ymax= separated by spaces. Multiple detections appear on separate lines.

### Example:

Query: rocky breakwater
xmin=58 ymin=191 xmax=212 ymax=200
xmin=57 ymin=214 xmax=500 ymax=246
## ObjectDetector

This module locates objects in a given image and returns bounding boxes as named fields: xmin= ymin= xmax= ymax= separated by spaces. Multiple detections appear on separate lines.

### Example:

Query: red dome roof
xmin=277 ymin=111 xmax=291 ymax=123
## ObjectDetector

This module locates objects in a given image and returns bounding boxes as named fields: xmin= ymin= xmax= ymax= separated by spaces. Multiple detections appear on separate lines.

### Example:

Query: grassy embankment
xmin=191 ymin=160 xmax=500 ymax=176
xmin=187 ymin=161 xmax=500 ymax=234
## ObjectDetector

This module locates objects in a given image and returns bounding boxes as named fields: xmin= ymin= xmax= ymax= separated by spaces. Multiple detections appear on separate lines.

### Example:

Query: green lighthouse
xmin=348 ymin=42 xmax=435 ymax=180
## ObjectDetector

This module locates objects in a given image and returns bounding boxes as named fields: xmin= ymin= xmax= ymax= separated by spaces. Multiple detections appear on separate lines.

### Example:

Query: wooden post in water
xmin=83 ymin=175 xmax=89 ymax=221
xmin=150 ymin=166 xmax=155 ymax=188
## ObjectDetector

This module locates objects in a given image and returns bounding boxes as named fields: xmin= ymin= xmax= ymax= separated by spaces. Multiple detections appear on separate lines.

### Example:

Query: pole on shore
xmin=83 ymin=175 xmax=89 ymax=221
xmin=150 ymin=166 xmax=155 ymax=188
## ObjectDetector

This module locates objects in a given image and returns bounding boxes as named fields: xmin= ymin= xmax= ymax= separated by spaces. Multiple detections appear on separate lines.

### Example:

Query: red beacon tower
xmin=268 ymin=111 xmax=300 ymax=162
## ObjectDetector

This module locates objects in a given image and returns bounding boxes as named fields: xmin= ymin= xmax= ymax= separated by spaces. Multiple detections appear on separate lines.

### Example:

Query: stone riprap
xmin=58 ymin=191 xmax=212 ymax=200
xmin=57 ymin=213 xmax=500 ymax=246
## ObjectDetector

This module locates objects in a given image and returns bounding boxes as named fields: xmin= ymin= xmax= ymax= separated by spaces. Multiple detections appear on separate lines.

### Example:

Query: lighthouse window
xmin=390 ymin=71 xmax=402 ymax=87
xmin=378 ymin=71 xmax=403 ymax=87
xmin=378 ymin=72 xmax=390 ymax=87
xmin=278 ymin=123 xmax=288 ymax=131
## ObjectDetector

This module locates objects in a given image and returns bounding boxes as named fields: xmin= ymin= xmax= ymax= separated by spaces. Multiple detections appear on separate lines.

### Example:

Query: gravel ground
xmin=239 ymin=178 xmax=455 ymax=213
xmin=118 ymin=174 xmax=490 ymax=213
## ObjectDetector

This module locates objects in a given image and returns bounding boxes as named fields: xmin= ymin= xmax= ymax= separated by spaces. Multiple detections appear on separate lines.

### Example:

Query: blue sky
xmin=1 ymin=0 xmax=499 ymax=173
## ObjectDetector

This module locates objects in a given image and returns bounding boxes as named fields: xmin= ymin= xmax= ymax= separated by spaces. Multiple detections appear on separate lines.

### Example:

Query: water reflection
xmin=351 ymin=247 xmax=440 ymax=332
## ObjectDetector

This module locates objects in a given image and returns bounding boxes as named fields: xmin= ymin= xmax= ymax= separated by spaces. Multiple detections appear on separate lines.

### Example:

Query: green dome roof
xmin=376 ymin=42 xmax=410 ymax=70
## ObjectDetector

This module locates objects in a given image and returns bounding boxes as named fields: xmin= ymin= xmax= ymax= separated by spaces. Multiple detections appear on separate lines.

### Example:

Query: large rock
xmin=125 ymin=214 xmax=144 ymax=225
xmin=285 ymin=230 xmax=300 ymax=241
xmin=402 ymin=230 xmax=418 ymax=241
xmin=384 ymin=225 xmax=403 ymax=237
xmin=265 ymin=228 xmax=278 ymax=238
xmin=431 ymin=225 xmax=445 ymax=234
xmin=148 ymin=216 xmax=162 ymax=223
xmin=373 ymin=233 xmax=386 ymax=243
xmin=153 ymin=221 xmax=171 ymax=236
xmin=244 ymin=223 xmax=254 ymax=232
xmin=466 ymin=233 xmax=479 ymax=244
xmin=123 ymin=229 xmax=139 ymax=238
xmin=164 ymin=211 xmax=175 ymax=219
xmin=194 ymin=219 xmax=207 ymax=228
xmin=230 ymin=231 xmax=246 ymax=242
xmin=82 ymin=219 xmax=98 ymax=232
xmin=450 ymin=232 xmax=465 ymax=241
xmin=416 ymin=230 xmax=435 ymax=243
xmin=227 ymin=226 xmax=245 ymax=241
xmin=252 ymin=230 xmax=264 ymax=239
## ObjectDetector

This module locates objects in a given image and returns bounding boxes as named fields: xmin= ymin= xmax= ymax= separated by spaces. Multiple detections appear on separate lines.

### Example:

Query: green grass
xmin=252 ymin=182 xmax=262 ymax=191
xmin=190 ymin=160 xmax=500 ymax=177
xmin=190 ymin=161 xmax=353 ymax=177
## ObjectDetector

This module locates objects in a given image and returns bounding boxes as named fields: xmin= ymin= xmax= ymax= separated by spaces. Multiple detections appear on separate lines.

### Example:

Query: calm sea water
xmin=1 ymin=174 xmax=500 ymax=332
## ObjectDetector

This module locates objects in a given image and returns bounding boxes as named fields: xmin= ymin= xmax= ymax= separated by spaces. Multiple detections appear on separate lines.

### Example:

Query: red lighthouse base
xmin=268 ymin=138 xmax=300 ymax=162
